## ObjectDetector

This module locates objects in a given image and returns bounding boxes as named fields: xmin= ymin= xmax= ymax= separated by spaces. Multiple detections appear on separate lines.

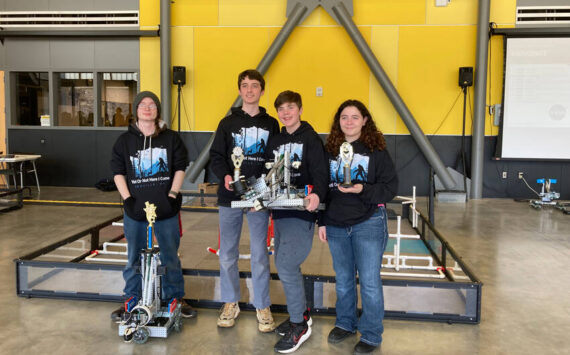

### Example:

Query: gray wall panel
xmin=6 ymin=40 xmax=50 ymax=69
xmin=94 ymin=40 xmax=139 ymax=70
xmin=94 ymin=0 xmax=138 ymax=11
xmin=50 ymin=40 xmax=95 ymax=69
xmin=48 ymin=0 xmax=93 ymax=10
xmin=518 ymin=0 xmax=570 ymax=6
xmin=5 ymin=0 xmax=49 ymax=11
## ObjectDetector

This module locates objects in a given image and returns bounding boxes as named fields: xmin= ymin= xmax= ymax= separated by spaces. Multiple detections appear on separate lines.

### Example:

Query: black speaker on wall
xmin=458 ymin=67 xmax=473 ymax=87
xmin=173 ymin=66 xmax=186 ymax=85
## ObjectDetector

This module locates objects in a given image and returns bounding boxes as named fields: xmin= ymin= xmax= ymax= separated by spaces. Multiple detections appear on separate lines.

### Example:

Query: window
xmin=13 ymin=72 xmax=49 ymax=126
xmin=57 ymin=72 xmax=94 ymax=127
xmin=101 ymin=72 xmax=138 ymax=127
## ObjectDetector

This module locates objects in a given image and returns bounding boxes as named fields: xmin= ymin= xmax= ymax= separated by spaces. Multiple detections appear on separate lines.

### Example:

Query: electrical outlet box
xmin=435 ymin=0 xmax=450 ymax=6
xmin=518 ymin=172 xmax=524 ymax=179
xmin=316 ymin=87 xmax=323 ymax=97
xmin=493 ymin=104 xmax=502 ymax=126
xmin=502 ymin=171 xmax=507 ymax=179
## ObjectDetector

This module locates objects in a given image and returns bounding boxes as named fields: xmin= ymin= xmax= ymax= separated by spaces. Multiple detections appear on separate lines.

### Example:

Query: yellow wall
xmin=139 ymin=0 xmax=516 ymax=134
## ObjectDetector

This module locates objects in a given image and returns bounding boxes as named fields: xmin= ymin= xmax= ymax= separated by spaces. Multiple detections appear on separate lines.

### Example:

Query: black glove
xmin=168 ymin=193 xmax=182 ymax=212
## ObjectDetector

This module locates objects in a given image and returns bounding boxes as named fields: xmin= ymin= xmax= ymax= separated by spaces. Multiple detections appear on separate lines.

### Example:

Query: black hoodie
xmin=110 ymin=122 xmax=189 ymax=220
xmin=321 ymin=140 xmax=398 ymax=227
xmin=265 ymin=121 xmax=328 ymax=222
xmin=210 ymin=107 xmax=280 ymax=206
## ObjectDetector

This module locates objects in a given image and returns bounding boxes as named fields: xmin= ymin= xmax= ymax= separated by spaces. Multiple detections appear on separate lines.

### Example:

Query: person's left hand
xmin=338 ymin=183 xmax=363 ymax=194
xmin=304 ymin=193 xmax=320 ymax=212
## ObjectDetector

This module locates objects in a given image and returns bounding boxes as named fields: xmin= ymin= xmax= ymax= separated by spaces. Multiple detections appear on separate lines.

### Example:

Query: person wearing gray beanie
xmin=110 ymin=90 xmax=196 ymax=321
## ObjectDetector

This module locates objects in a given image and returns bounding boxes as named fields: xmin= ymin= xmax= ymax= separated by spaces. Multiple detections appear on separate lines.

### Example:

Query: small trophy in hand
xmin=340 ymin=142 xmax=354 ymax=187
xmin=231 ymin=147 xmax=244 ymax=182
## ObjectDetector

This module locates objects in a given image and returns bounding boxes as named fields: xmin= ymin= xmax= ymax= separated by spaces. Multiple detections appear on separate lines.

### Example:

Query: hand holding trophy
xmin=340 ymin=142 xmax=354 ymax=187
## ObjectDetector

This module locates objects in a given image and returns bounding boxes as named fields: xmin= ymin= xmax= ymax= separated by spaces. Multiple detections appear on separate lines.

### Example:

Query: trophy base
xmin=340 ymin=183 xmax=353 ymax=188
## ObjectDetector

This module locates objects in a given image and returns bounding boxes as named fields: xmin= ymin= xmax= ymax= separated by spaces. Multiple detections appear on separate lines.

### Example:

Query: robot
xmin=118 ymin=201 xmax=183 ymax=344
xmin=230 ymin=150 xmax=324 ymax=211
xmin=529 ymin=178 xmax=561 ymax=209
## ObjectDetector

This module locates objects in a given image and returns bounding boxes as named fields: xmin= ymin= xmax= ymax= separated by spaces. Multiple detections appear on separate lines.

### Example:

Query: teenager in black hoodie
xmin=209 ymin=70 xmax=280 ymax=332
xmin=109 ymin=91 xmax=195 ymax=321
xmin=318 ymin=100 xmax=398 ymax=354
xmin=268 ymin=91 xmax=327 ymax=353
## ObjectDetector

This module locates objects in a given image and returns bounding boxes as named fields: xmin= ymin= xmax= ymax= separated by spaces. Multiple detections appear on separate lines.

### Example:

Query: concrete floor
xmin=0 ymin=187 xmax=569 ymax=354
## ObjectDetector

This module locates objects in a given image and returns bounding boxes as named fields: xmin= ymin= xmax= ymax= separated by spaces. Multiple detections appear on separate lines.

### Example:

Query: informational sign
xmin=40 ymin=115 xmax=51 ymax=126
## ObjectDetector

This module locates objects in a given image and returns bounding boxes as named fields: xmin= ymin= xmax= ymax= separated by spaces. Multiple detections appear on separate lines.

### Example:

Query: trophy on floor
xmin=340 ymin=142 xmax=354 ymax=187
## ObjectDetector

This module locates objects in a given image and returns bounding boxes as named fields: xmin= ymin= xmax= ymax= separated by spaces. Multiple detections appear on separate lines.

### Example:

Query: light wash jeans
xmin=218 ymin=206 xmax=270 ymax=309
xmin=326 ymin=207 xmax=389 ymax=346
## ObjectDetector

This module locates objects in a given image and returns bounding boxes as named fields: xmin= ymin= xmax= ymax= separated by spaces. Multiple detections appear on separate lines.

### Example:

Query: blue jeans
xmin=218 ymin=206 xmax=271 ymax=309
xmin=123 ymin=213 xmax=184 ymax=301
xmin=326 ymin=207 xmax=389 ymax=346
xmin=273 ymin=217 xmax=314 ymax=323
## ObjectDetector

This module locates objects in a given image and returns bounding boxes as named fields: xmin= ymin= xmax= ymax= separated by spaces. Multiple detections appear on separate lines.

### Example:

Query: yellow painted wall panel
xmin=172 ymin=0 xmax=218 ymax=26
xmin=194 ymin=28 xmax=271 ymax=131
xmin=299 ymin=6 xmax=337 ymax=26
xmin=171 ymin=27 xmax=195 ymax=131
xmin=426 ymin=0 xmax=478 ymax=25
xmin=219 ymin=0 xmax=286 ymax=26
xmin=353 ymin=0 xmax=425 ymax=25
xmin=397 ymin=26 xmax=477 ymax=135
xmin=490 ymin=0 xmax=516 ymax=25
xmin=139 ymin=37 xmax=161 ymax=100
xmin=266 ymin=26 xmax=371 ymax=133
xmin=139 ymin=0 xmax=159 ymax=27
xmin=368 ymin=26 xmax=399 ymax=135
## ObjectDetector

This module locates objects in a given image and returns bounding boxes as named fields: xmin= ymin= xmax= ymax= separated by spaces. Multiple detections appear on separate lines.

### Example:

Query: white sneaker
xmin=256 ymin=306 xmax=276 ymax=333
xmin=217 ymin=302 xmax=240 ymax=327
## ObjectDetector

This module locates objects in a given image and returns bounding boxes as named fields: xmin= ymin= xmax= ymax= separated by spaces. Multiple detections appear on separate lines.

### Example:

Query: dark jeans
xmin=326 ymin=207 xmax=389 ymax=346
xmin=123 ymin=213 xmax=184 ymax=300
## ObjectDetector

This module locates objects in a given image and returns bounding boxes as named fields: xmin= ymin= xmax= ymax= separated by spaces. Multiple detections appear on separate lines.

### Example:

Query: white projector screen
xmin=501 ymin=37 xmax=570 ymax=160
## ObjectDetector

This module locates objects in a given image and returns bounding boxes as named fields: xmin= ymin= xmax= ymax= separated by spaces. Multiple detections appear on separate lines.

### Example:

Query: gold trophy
xmin=143 ymin=201 xmax=157 ymax=248
xmin=340 ymin=142 xmax=354 ymax=187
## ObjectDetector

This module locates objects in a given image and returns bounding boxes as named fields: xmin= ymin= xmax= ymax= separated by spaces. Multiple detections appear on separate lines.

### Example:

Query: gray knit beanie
xmin=133 ymin=91 xmax=162 ymax=121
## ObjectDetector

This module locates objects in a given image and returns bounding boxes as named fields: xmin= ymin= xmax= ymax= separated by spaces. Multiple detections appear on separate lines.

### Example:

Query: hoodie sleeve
xmin=270 ymin=117 xmax=280 ymax=137
xmin=307 ymin=132 xmax=328 ymax=203
xmin=172 ymin=131 xmax=189 ymax=172
xmin=359 ymin=149 xmax=398 ymax=204
xmin=209 ymin=119 xmax=233 ymax=180
xmin=110 ymin=135 xmax=127 ymax=176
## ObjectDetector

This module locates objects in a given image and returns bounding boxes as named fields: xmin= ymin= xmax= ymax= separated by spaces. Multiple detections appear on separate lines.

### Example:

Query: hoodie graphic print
xmin=232 ymin=126 xmax=270 ymax=160
xmin=271 ymin=142 xmax=304 ymax=179
xmin=329 ymin=153 xmax=369 ymax=186
xmin=130 ymin=147 xmax=169 ymax=179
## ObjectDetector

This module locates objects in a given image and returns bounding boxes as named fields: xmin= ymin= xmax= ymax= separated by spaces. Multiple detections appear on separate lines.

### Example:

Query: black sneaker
xmin=276 ymin=309 xmax=312 ymax=336
xmin=354 ymin=340 xmax=378 ymax=354
xmin=111 ymin=306 xmax=125 ymax=323
xmin=327 ymin=326 xmax=355 ymax=344
xmin=274 ymin=320 xmax=312 ymax=353
xmin=179 ymin=298 xmax=197 ymax=318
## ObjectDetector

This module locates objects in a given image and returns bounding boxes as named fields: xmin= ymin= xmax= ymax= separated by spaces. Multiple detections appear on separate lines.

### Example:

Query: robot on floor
xmin=118 ymin=202 xmax=182 ymax=344
xmin=229 ymin=147 xmax=324 ymax=211
xmin=530 ymin=178 xmax=560 ymax=209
